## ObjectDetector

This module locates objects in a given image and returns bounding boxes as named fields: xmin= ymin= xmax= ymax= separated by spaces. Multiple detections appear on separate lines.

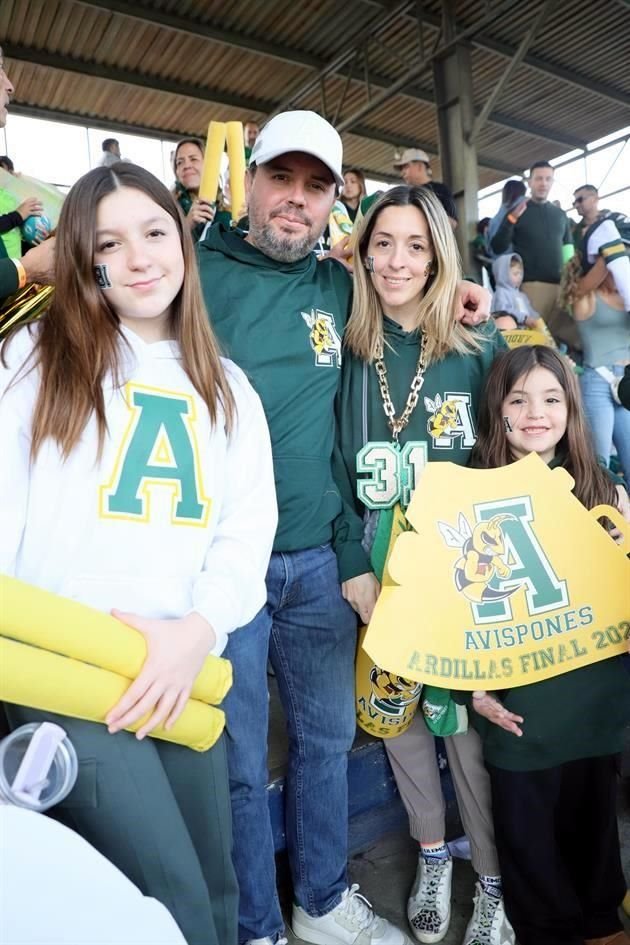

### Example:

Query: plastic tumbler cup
xmin=0 ymin=722 xmax=78 ymax=811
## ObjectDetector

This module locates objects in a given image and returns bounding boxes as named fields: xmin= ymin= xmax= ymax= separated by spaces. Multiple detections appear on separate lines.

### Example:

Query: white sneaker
xmin=292 ymin=884 xmax=413 ymax=944
xmin=462 ymin=883 xmax=515 ymax=945
xmin=407 ymin=855 xmax=452 ymax=943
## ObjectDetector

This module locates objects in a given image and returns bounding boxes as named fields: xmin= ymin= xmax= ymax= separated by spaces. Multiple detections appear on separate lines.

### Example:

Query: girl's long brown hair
xmin=471 ymin=345 xmax=617 ymax=511
xmin=3 ymin=162 xmax=234 ymax=459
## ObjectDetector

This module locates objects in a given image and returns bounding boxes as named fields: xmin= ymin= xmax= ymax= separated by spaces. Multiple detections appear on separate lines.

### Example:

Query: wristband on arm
xmin=11 ymin=258 xmax=27 ymax=289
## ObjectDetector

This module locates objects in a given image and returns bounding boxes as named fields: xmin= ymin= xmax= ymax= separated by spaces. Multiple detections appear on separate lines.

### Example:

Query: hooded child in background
xmin=491 ymin=253 xmax=539 ymax=329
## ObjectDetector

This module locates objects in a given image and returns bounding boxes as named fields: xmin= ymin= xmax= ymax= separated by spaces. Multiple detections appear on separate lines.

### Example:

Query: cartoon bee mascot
xmin=439 ymin=513 xmax=522 ymax=603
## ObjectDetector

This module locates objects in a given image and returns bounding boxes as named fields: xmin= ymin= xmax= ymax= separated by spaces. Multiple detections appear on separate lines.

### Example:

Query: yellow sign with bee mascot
xmin=363 ymin=453 xmax=630 ymax=689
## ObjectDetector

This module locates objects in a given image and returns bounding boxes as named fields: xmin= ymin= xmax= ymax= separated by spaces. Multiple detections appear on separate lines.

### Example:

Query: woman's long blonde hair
xmin=344 ymin=185 xmax=482 ymax=363
xmin=3 ymin=162 xmax=235 ymax=460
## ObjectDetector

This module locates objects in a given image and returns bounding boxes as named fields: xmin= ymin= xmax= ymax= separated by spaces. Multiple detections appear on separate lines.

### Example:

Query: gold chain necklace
xmin=374 ymin=332 xmax=427 ymax=442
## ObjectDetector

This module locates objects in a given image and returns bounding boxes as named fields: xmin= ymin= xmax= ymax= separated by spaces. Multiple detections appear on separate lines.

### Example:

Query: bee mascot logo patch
xmin=301 ymin=308 xmax=342 ymax=368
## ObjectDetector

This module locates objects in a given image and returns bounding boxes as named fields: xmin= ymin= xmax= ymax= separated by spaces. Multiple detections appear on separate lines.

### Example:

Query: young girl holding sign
xmin=469 ymin=344 xmax=630 ymax=945
xmin=333 ymin=185 xmax=513 ymax=945
xmin=0 ymin=162 xmax=277 ymax=945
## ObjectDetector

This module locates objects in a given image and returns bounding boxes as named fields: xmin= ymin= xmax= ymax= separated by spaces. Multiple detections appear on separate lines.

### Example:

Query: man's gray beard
xmin=249 ymin=220 xmax=321 ymax=263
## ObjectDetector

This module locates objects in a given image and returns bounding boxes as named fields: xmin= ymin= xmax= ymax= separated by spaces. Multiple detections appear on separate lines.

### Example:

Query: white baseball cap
xmin=393 ymin=147 xmax=431 ymax=169
xmin=249 ymin=110 xmax=344 ymax=189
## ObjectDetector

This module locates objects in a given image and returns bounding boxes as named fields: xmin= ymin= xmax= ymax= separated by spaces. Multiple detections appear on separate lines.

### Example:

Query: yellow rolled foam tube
xmin=198 ymin=121 xmax=226 ymax=204
xmin=225 ymin=121 xmax=246 ymax=223
xmin=0 ymin=575 xmax=232 ymax=706
xmin=0 ymin=638 xmax=223 ymax=752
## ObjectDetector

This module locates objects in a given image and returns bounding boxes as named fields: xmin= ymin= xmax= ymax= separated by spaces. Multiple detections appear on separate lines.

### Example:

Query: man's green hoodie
xmin=333 ymin=317 xmax=506 ymax=582
xmin=197 ymin=224 xmax=352 ymax=552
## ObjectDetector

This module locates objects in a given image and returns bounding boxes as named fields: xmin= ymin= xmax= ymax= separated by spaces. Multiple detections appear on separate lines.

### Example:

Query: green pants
xmin=5 ymin=704 xmax=238 ymax=945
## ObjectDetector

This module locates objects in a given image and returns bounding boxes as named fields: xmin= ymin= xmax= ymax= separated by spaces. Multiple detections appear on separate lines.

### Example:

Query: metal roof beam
xmin=33 ymin=7 xmax=593 ymax=148
xmin=270 ymin=0 xmax=416 ymax=115
xmin=387 ymin=80 xmax=586 ymax=149
xmin=7 ymin=97 xmax=516 ymax=178
xmin=74 ymin=0 xmax=324 ymax=68
xmin=364 ymin=0 xmax=630 ymax=107
xmin=350 ymin=124 xmax=520 ymax=175
xmin=5 ymin=42 xmax=585 ymax=154
xmin=469 ymin=0 xmax=552 ymax=144
xmin=336 ymin=0 xmax=517 ymax=133
xmin=474 ymin=33 xmax=630 ymax=108
xmin=3 ymin=43 xmax=270 ymax=114
xmin=8 ymin=102 xmax=186 ymax=142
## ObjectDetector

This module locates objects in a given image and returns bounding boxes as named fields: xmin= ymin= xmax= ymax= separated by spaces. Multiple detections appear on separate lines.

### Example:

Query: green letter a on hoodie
xmin=100 ymin=384 xmax=211 ymax=526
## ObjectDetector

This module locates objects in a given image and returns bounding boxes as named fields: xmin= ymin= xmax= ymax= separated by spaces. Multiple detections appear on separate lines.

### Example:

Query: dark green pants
xmin=5 ymin=704 xmax=238 ymax=945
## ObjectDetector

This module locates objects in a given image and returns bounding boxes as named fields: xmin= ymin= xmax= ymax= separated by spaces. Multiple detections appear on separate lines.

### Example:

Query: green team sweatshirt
xmin=332 ymin=317 xmax=506 ymax=582
xmin=490 ymin=200 xmax=573 ymax=284
xmin=197 ymin=224 xmax=352 ymax=552
xmin=458 ymin=657 xmax=630 ymax=772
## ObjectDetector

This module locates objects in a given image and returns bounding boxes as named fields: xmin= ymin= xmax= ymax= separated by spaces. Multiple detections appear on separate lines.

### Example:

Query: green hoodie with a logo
xmin=197 ymin=224 xmax=352 ymax=552
xmin=332 ymin=317 xmax=506 ymax=583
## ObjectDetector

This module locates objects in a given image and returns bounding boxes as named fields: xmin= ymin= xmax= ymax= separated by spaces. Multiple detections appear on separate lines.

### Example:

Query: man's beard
xmin=248 ymin=203 xmax=322 ymax=263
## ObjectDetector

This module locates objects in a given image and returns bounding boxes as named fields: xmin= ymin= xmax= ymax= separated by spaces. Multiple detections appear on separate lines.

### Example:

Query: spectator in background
xmin=243 ymin=120 xmax=260 ymax=161
xmin=393 ymin=147 xmax=433 ymax=186
xmin=561 ymin=257 xmax=630 ymax=488
xmin=0 ymin=154 xmax=14 ymax=173
xmin=472 ymin=217 xmax=493 ymax=286
xmin=572 ymin=184 xmax=630 ymax=313
xmin=173 ymin=138 xmax=216 ymax=239
xmin=486 ymin=179 xmax=526 ymax=261
xmin=0 ymin=192 xmax=43 ymax=258
xmin=99 ymin=138 xmax=121 ymax=168
xmin=491 ymin=253 xmax=539 ymax=328
xmin=340 ymin=167 xmax=366 ymax=223
xmin=490 ymin=161 xmax=577 ymax=352
xmin=426 ymin=180 xmax=458 ymax=229
xmin=0 ymin=47 xmax=55 ymax=303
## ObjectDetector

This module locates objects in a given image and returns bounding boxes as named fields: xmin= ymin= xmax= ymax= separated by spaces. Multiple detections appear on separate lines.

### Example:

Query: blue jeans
xmin=581 ymin=365 xmax=630 ymax=490
xmin=223 ymin=543 xmax=357 ymax=943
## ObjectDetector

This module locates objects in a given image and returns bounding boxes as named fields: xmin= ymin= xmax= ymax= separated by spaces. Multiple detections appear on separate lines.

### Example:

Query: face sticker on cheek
xmin=94 ymin=264 xmax=112 ymax=289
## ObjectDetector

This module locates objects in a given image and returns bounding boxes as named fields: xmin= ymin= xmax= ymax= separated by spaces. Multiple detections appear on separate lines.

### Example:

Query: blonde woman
xmin=333 ymin=185 xmax=513 ymax=945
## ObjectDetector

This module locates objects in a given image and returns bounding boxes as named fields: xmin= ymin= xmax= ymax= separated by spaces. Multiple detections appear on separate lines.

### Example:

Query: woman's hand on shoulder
xmin=471 ymin=690 xmax=523 ymax=736
xmin=105 ymin=611 xmax=216 ymax=739
xmin=325 ymin=235 xmax=354 ymax=271
xmin=455 ymin=281 xmax=491 ymax=326
xmin=341 ymin=571 xmax=381 ymax=625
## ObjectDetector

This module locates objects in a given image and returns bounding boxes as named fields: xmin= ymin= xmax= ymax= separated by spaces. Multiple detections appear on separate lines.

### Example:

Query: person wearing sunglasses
xmin=573 ymin=184 xmax=630 ymax=314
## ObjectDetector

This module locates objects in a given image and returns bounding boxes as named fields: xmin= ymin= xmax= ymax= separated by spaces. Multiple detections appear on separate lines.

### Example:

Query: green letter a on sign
xmin=473 ymin=496 xmax=568 ymax=624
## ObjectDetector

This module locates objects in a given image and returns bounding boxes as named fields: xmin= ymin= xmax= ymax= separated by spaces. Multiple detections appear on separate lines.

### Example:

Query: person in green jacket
xmin=333 ymin=185 xmax=514 ymax=945
xmin=467 ymin=345 xmax=630 ymax=945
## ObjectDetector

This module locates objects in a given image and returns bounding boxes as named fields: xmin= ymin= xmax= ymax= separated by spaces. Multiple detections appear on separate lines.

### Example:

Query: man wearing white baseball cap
xmin=197 ymin=109 xmax=490 ymax=945
xmin=393 ymin=148 xmax=433 ymax=187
